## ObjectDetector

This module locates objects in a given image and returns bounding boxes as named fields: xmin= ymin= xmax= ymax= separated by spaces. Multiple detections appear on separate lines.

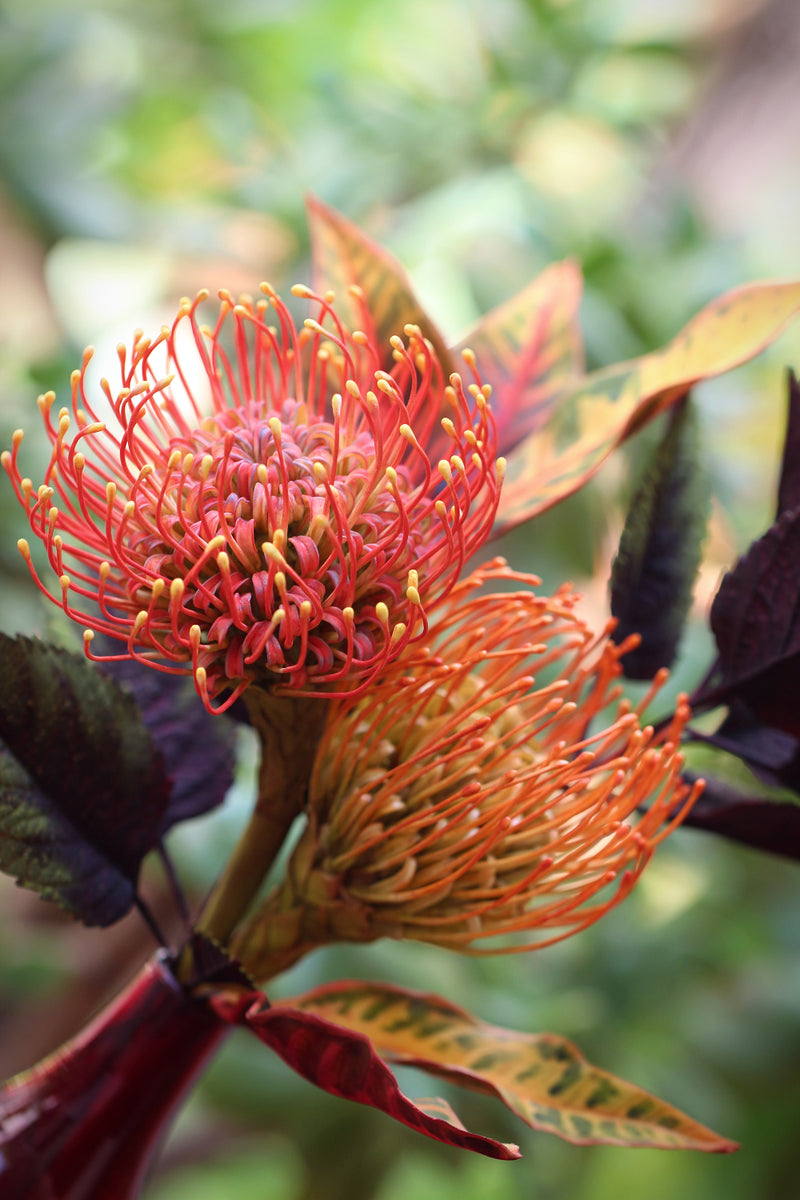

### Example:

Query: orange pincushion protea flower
xmin=2 ymin=285 xmax=503 ymax=712
xmin=233 ymin=561 xmax=698 ymax=976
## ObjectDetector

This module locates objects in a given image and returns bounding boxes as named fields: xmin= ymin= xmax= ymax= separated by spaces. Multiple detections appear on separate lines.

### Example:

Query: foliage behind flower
xmin=2 ymin=284 xmax=503 ymax=712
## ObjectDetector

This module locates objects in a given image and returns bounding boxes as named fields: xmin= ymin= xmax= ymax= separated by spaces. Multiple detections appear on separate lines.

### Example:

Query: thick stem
xmin=0 ymin=953 xmax=228 ymax=1200
xmin=229 ymin=821 xmax=376 ymax=982
xmin=192 ymin=690 xmax=326 ymax=952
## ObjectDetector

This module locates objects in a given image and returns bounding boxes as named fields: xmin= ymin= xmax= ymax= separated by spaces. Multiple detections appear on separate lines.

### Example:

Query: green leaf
xmin=0 ymin=635 xmax=169 ymax=926
xmin=277 ymin=981 xmax=736 ymax=1152
xmin=497 ymin=279 xmax=800 ymax=530
xmin=610 ymin=397 xmax=710 ymax=677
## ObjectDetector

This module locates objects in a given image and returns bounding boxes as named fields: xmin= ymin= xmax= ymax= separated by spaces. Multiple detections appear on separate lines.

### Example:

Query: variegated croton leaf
xmin=307 ymin=197 xmax=800 ymax=535
xmin=210 ymin=980 xmax=735 ymax=1154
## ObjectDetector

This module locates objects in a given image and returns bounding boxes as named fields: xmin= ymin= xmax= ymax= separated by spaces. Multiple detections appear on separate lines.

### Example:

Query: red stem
xmin=0 ymin=953 xmax=228 ymax=1200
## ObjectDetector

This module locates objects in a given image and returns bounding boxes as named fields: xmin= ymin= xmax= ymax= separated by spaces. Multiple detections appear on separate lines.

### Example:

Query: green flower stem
xmin=189 ymin=689 xmax=326 ymax=957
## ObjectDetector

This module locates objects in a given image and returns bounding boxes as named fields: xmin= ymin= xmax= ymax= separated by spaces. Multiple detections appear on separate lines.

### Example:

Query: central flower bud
xmin=134 ymin=394 xmax=430 ymax=693
xmin=5 ymin=285 xmax=504 ymax=711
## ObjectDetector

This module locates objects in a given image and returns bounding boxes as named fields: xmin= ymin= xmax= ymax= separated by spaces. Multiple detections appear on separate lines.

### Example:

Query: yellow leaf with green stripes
xmin=497 ymin=279 xmax=800 ymax=530
xmin=307 ymin=195 xmax=455 ymax=377
xmin=277 ymin=981 xmax=736 ymax=1153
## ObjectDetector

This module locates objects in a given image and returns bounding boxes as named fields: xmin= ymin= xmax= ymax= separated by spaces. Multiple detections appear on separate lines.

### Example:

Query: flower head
xmin=233 ymin=561 xmax=698 ymax=976
xmin=3 ymin=285 xmax=503 ymax=712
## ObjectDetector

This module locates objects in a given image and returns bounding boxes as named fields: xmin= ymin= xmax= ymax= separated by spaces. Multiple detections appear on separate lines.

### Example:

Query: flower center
xmin=135 ymin=396 xmax=426 ymax=689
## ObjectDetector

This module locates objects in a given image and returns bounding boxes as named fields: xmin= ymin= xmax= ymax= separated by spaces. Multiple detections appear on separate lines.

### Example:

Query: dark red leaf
xmin=209 ymin=991 xmax=519 ymax=1160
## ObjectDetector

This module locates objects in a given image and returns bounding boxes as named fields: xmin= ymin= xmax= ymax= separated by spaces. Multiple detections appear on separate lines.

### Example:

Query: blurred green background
xmin=2 ymin=0 xmax=800 ymax=1197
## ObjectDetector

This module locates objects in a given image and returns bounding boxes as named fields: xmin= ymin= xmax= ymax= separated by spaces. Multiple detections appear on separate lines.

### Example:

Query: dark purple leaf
xmin=695 ymin=701 xmax=800 ymax=793
xmin=0 ymin=635 xmax=169 ymax=926
xmin=708 ymin=509 xmax=800 ymax=737
xmin=174 ymin=933 xmax=255 ymax=989
xmin=96 ymin=657 xmax=236 ymax=832
xmin=776 ymin=369 xmax=800 ymax=517
xmin=610 ymin=397 xmax=709 ymax=678
xmin=682 ymin=771 xmax=800 ymax=860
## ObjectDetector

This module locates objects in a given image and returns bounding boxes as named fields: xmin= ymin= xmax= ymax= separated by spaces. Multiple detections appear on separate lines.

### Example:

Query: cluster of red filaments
xmin=233 ymin=561 xmax=699 ymax=973
xmin=2 ymin=285 xmax=504 ymax=712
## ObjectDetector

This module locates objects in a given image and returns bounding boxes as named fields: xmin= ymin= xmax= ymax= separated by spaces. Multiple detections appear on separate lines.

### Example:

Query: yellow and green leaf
xmin=307 ymin=202 xmax=800 ymax=533
xmin=307 ymin=195 xmax=455 ymax=377
xmin=308 ymin=198 xmax=586 ymax=457
xmin=497 ymin=279 xmax=800 ymax=530
xmin=278 ymin=981 xmax=736 ymax=1153
xmin=452 ymin=259 xmax=584 ymax=456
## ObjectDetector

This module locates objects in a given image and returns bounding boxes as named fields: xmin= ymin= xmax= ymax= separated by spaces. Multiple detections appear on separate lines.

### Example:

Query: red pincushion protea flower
xmin=2 ymin=285 xmax=503 ymax=712
xmin=232 ymin=560 xmax=699 ymax=976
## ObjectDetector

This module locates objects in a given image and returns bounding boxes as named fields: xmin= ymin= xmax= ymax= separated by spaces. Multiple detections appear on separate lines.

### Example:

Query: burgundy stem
xmin=0 ymin=952 xmax=229 ymax=1200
